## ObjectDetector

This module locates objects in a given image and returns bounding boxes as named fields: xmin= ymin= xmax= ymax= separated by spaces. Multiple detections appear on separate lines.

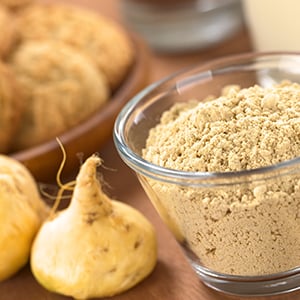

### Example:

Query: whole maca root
xmin=0 ymin=155 xmax=49 ymax=281
xmin=1 ymin=0 xmax=35 ymax=10
xmin=0 ymin=4 xmax=18 ymax=58
xmin=0 ymin=61 xmax=23 ymax=153
xmin=9 ymin=40 xmax=109 ymax=151
xmin=16 ymin=3 xmax=134 ymax=90
xmin=31 ymin=155 xmax=157 ymax=299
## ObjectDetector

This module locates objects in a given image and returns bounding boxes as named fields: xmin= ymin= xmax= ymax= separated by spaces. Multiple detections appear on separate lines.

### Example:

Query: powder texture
xmin=143 ymin=82 xmax=300 ymax=172
xmin=142 ymin=81 xmax=300 ymax=276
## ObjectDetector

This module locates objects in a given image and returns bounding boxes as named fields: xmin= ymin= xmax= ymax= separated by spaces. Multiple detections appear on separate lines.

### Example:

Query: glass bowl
xmin=113 ymin=52 xmax=300 ymax=296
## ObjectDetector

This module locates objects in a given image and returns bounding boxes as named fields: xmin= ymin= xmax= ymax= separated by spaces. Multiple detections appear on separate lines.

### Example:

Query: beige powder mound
xmin=142 ymin=81 xmax=300 ymax=276
xmin=143 ymin=81 xmax=300 ymax=172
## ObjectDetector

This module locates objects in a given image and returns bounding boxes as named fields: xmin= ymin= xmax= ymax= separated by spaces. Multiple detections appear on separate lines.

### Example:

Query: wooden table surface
xmin=2 ymin=1 xmax=300 ymax=299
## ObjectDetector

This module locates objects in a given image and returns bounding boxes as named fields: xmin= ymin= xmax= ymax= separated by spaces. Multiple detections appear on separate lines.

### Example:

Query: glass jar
xmin=120 ymin=0 xmax=244 ymax=53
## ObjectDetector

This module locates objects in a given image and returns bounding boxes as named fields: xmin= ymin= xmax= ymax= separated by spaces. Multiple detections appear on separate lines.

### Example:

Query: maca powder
xmin=142 ymin=81 xmax=300 ymax=276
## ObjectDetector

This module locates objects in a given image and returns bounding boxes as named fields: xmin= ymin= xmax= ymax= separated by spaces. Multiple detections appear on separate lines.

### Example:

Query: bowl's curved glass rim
xmin=114 ymin=51 xmax=300 ymax=186
xmin=196 ymin=262 xmax=300 ymax=281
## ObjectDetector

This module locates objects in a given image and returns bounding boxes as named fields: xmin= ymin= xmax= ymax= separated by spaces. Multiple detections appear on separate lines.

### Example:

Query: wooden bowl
xmin=11 ymin=35 xmax=150 ymax=183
